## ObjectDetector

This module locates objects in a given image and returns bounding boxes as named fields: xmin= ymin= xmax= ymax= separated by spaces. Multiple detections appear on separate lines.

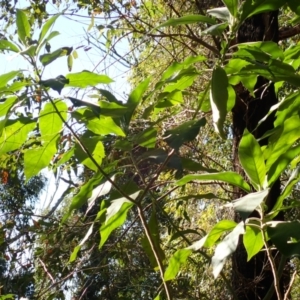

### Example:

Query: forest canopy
xmin=1 ymin=0 xmax=300 ymax=299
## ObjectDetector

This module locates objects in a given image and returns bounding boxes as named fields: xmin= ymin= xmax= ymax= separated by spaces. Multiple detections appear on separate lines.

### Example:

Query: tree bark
xmin=231 ymin=11 xmax=287 ymax=300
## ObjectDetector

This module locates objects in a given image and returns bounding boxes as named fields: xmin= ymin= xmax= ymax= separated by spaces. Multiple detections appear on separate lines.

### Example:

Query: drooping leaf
xmin=67 ymin=54 xmax=73 ymax=71
xmin=0 ymin=97 xmax=18 ymax=134
xmin=267 ymin=221 xmax=300 ymax=257
xmin=16 ymin=9 xmax=31 ymax=45
xmin=0 ymin=40 xmax=20 ymax=53
xmin=24 ymin=136 xmax=59 ymax=180
xmin=164 ymin=249 xmax=192 ymax=281
xmin=68 ymin=97 xmax=101 ymax=117
xmin=225 ymin=189 xmax=269 ymax=220
xmin=40 ymin=47 xmax=72 ymax=66
xmin=98 ymin=89 xmax=120 ymax=103
xmin=38 ymin=13 xmax=61 ymax=43
xmin=211 ymin=222 xmax=245 ymax=278
xmin=66 ymin=71 xmax=113 ymax=88
xmin=40 ymin=75 xmax=69 ymax=94
xmin=243 ymin=225 xmax=264 ymax=261
xmin=177 ymin=172 xmax=251 ymax=192
xmin=239 ymin=129 xmax=266 ymax=190
xmin=210 ymin=66 xmax=228 ymax=138
xmin=39 ymin=100 xmax=67 ymax=142
xmin=99 ymin=192 xmax=138 ymax=248
xmin=124 ymin=77 xmax=151 ymax=126
xmin=158 ymin=15 xmax=216 ymax=28
xmin=163 ymin=118 xmax=206 ymax=150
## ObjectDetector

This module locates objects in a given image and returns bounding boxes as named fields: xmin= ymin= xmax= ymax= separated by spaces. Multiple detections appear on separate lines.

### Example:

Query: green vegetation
xmin=0 ymin=0 xmax=300 ymax=299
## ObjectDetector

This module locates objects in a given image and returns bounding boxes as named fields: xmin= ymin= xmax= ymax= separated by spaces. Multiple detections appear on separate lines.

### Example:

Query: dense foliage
xmin=1 ymin=0 xmax=300 ymax=299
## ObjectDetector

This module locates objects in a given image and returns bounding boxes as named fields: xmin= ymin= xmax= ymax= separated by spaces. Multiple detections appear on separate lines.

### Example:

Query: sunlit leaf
xmin=67 ymin=54 xmax=73 ymax=71
xmin=40 ymin=47 xmax=72 ymax=66
xmin=24 ymin=136 xmax=59 ymax=180
xmin=0 ymin=40 xmax=20 ymax=53
xmin=38 ymin=13 xmax=61 ymax=43
xmin=164 ymin=249 xmax=192 ymax=281
xmin=16 ymin=9 xmax=31 ymax=45
xmin=239 ymin=129 xmax=266 ymax=190
xmin=243 ymin=225 xmax=264 ymax=261
xmin=207 ymin=7 xmax=231 ymax=21
xmin=66 ymin=71 xmax=113 ymax=88
xmin=39 ymin=100 xmax=67 ymax=142
xmin=0 ymin=71 xmax=20 ymax=88
xmin=220 ymin=1 xmax=238 ymax=17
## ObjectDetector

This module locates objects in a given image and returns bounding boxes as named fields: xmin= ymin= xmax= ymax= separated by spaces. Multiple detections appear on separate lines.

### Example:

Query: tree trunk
xmin=231 ymin=11 xmax=287 ymax=300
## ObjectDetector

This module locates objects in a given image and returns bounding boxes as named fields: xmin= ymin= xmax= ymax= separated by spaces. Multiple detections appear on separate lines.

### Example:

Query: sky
xmin=0 ymin=1 xmax=132 ymax=212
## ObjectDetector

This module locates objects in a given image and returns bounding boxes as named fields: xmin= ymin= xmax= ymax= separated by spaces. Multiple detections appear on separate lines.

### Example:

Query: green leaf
xmin=99 ymin=192 xmax=138 ymax=248
xmin=207 ymin=7 xmax=231 ymax=21
xmin=66 ymin=71 xmax=113 ymax=88
xmin=40 ymin=47 xmax=72 ymax=66
xmin=210 ymin=66 xmax=228 ymax=138
xmin=0 ymin=40 xmax=20 ymax=53
xmin=68 ymin=97 xmax=101 ymax=117
xmin=0 ymin=295 xmax=15 ymax=300
xmin=160 ymin=55 xmax=206 ymax=81
xmin=202 ymin=23 xmax=228 ymax=36
xmin=266 ymin=115 xmax=300 ymax=171
xmin=0 ymin=97 xmax=18 ymax=134
xmin=24 ymin=136 xmax=59 ymax=180
xmin=241 ymin=0 xmax=287 ymax=21
xmin=0 ymin=119 xmax=35 ymax=156
xmin=204 ymin=220 xmax=237 ymax=247
xmin=268 ymin=144 xmax=300 ymax=186
xmin=98 ymin=89 xmax=120 ymax=103
xmin=288 ymin=1 xmax=300 ymax=16
xmin=39 ymin=100 xmax=67 ymax=142
xmin=164 ymin=249 xmax=192 ymax=281
xmin=69 ymin=245 xmax=81 ymax=263
xmin=16 ymin=9 xmax=31 ymax=45
xmin=125 ymin=77 xmax=151 ymax=125
xmin=177 ymin=172 xmax=251 ymax=192
xmin=87 ymin=115 xmax=125 ymax=136
xmin=163 ymin=118 xmax=206 ymax=150
xmin=238 ymin=129 xmax=266 ymax=190
xmin=75 ymin=137 xmax=105 ymax=171
xmin=133 ymin=127 xmax=157 ymax=148
xmin=222 ymin=0 xmax=238 ymax=17
xmin=40 ymin=75 xmax=69 ymax=94
xmin=38 ymin=13 xmax=61 ymax=43
xmin=212 ymin=221 xmax=245 ymax=278
xmin=67 ymin=54 xmax=73 ymax=71
xmin=158 ymin=15 xmax=216 ymax=27
xmin=0 ymin=71 xmax=20 ymax=88
xmin=267 ymin=221 xmax=300 ymax=257
xmin=243 ymin=225 xmax=264 ymax=261
xmin=225 ymin=189 xmax=269 ymax=220
xmin=36 ymin=31 xmax=60 ymax=55
xmin=66 ymin=172 xmax=104 ymax=217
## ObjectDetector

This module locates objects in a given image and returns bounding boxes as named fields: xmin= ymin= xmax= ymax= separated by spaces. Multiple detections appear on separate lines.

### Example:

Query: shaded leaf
xmin=158 ymin=15 xmax=216 ymax=27
xmin=267 ymin=221 xmax=300 ymax=257
xmin=210 ymin=67 xmax=228 ymax=138
xmin=40 ymin=75 xmax=69 ymax=94
xmin=40 ymin=47 xmax=72 ymax=66
xmin=164 ymin=118 xmax=206 ymax=150
xmin=177 ymin=172 xmax=251 ymax=192
xmin=68 ymin=97 xmax=101 ymax=117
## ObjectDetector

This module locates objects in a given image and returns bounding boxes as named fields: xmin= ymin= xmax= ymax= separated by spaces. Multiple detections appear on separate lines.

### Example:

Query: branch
xmin=279 ymin=24 xmax=300 ymax=40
